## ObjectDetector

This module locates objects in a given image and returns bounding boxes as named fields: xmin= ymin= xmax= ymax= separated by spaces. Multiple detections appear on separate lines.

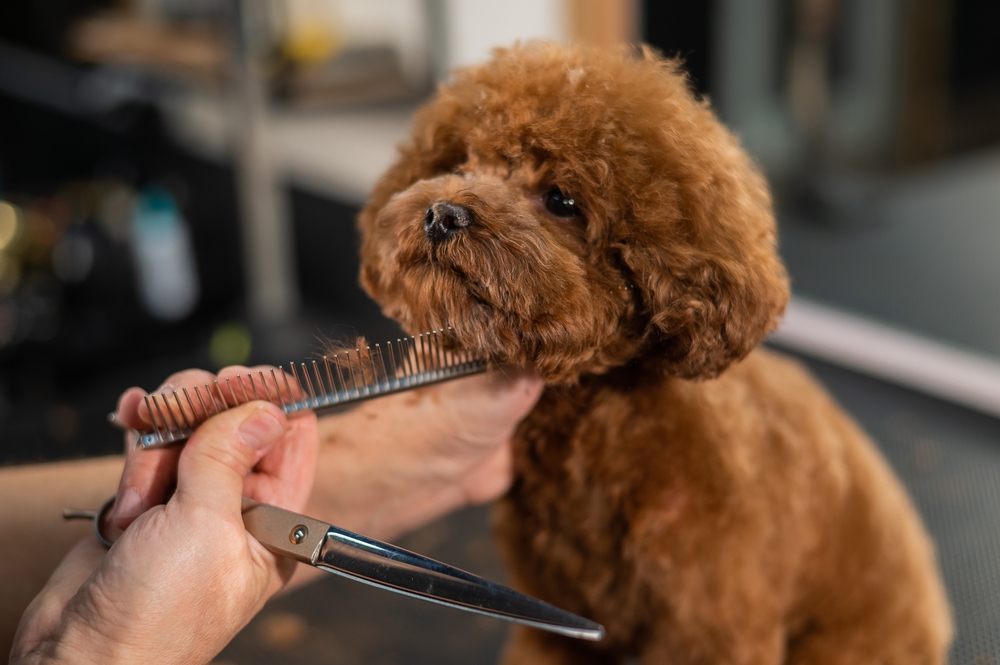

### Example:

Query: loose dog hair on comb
xmin=129 ymin=327 xmax=486 ymax=449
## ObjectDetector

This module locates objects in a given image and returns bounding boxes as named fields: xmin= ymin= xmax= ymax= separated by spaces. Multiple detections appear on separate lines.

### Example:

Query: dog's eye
xmin=543 ymin=187 xmax=580 ymax=218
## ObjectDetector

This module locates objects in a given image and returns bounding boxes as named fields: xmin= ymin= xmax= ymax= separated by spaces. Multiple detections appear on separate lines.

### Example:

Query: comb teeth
xmin=135 ymin=327 xmax=487 ymax=449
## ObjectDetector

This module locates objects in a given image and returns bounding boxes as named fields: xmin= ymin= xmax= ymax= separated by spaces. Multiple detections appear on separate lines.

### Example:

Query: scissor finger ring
xmin=63 ymin=495 xmax=117 ymax=548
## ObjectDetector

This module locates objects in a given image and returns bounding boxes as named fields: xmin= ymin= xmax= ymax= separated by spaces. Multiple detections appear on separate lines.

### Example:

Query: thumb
xmin=175 ymin=402 xmax=287 ymax=513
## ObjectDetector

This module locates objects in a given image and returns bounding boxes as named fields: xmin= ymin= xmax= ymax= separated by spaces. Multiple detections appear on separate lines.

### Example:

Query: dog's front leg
xmin=498 ymin=626 xmax=621 ymax=665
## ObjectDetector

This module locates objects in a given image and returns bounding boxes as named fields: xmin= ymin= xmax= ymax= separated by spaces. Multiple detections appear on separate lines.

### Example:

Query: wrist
xmin=11 ymin=633 xmax=109 ymax=665
xmin=12 ymin=653 xmax=104 ymax=665
xmin=36 ymin=620 xmax=123 ymax=665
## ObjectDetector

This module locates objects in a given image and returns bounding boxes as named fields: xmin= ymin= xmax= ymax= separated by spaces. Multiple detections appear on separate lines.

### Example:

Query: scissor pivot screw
xmin=290 ymin=525 xmax=308 ymax=544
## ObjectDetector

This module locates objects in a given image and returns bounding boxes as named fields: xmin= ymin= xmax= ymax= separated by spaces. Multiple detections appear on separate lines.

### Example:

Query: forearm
xmin=0 ymin=457 xmax=123 ymax=658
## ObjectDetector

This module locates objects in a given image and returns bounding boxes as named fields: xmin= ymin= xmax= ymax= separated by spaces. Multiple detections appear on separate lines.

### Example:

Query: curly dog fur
xmin=358 ymin=43 xmax=952 ymax=664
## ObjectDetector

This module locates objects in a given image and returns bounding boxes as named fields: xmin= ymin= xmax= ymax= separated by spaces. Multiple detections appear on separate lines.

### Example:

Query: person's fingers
xmin=174 ymin=401 xmax=288 ymax=514
xmin=216 ymin=365 xmax=303 ymax=405
xmin=222 ymin=364 xmax=317 ymax=511
xmin=112 ymin=445 xmax=180 ymax=532
xmin=436 ymin=368 xmax=543 ymax=411
xmin=116 ymin=370 xmax=219 ymax=430
xmin=113 ymin=370 xmax=217 ymax=530
xmin=112 ymin=366 xmax=296 ymax=531
xmin=243 ymin=412 xmax=318 ymax=509
xmin=116 ymin=388 xmax=148 ymax=431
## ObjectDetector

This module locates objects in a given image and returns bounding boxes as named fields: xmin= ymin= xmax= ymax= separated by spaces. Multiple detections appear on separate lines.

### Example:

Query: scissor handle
xmin=60 ymin=495 xmax=330 ymax=563
xmin=63 ymin=495 xmax=117 ymax=548
xmin=240 ymin=498 xmax=329 ymax=564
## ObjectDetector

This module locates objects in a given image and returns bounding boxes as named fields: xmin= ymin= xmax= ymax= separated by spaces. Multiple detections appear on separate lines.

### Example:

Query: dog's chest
xmin=499 ymin=382 xmax=651 ymax=640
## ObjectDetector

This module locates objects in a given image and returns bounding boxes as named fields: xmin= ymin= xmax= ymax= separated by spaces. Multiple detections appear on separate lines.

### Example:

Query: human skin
xmin=10 ymin=400 xmax=316 ymax=665
xmin=2 ymin=367 xmax=543 ymax=660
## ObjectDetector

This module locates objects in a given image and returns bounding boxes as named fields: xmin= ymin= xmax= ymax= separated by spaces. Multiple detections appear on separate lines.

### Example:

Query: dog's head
xmin=358 ymin=43 xmax=789 ymax=383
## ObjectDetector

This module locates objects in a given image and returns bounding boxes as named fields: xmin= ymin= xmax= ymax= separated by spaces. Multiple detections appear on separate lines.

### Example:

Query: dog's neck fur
xmin=502 ymin=366 xmax=676 ymax=649
xmin=512 ymin=361 xmax=671 ymax=461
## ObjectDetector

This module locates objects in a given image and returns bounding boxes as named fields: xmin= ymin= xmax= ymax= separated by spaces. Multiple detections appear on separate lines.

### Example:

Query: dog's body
xmin=496 ymin=349 xmax=950 ymax=663
xmin=358 ymin=43 xmax=951 ymax=663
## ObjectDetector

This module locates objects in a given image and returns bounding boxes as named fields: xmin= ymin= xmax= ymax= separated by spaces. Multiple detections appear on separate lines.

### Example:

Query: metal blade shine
xmin=240 ymin=499 xmax=604 ymax=641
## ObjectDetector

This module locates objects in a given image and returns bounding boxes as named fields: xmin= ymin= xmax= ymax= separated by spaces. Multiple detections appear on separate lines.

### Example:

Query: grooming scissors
xmin=64 ymin=496 xmax=604 ymax=641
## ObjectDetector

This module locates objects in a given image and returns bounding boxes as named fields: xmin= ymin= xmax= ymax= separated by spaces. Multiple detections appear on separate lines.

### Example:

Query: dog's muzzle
xmin=424 ymin=201 xmax=473 ymax=244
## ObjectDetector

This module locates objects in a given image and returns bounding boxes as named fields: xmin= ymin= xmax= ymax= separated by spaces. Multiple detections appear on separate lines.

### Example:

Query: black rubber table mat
xmin=798 ymin=354 xmax=1000 ymax=665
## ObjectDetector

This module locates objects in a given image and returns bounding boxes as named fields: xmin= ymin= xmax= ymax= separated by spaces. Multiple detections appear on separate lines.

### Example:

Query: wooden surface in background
xmin=567 ymin=0 xmax=639 ymax=47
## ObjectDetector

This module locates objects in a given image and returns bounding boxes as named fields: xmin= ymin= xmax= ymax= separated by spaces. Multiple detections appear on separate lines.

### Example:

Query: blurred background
xmin=1 ymin=0 xmax=999 ymax=663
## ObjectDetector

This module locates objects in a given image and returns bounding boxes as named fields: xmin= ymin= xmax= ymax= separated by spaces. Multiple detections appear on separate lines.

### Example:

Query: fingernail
xmin=114 ymin=487 xmax=143 ymax=523
xmin=239 ymin=409 xmax=285 ymax=450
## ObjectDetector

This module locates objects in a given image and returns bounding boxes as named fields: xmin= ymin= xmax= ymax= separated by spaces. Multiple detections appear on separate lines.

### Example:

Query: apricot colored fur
xmin=358 ymin=43 xmax=952 ymax=664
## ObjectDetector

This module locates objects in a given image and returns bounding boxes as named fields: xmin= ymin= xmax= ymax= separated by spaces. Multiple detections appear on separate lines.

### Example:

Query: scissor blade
xmin=240 ymin=499 xmax=604 ymax=641
xmin=317 ymin=526 xmax=605 ymax=641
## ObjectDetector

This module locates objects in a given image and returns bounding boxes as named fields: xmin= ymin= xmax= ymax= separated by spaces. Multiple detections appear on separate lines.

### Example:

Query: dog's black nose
xmin=424 ymin=201 xmax=472 ymax=243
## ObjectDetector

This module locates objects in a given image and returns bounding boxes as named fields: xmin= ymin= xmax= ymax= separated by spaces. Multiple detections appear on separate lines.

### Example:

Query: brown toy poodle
xmin=357 ymin=43 xmax=952 ymax=664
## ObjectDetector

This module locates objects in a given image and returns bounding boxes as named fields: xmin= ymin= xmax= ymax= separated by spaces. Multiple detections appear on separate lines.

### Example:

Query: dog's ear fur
xmin=614 ymin=78 xmax=790 ymax=379
xmin=620 ymin=231 xmax=789 ymax=380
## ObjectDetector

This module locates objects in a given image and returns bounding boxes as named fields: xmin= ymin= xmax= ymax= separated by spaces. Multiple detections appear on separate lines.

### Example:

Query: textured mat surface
xmin=800 ymin=356 xmax=1000 ymax=665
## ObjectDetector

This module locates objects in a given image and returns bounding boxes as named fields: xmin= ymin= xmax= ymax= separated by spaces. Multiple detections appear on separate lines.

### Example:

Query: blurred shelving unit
xmin=161 ymin=87 xmax=412 ymax=206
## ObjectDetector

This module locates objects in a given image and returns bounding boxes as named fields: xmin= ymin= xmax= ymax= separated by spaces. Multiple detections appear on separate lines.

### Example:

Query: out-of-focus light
xmin=52 ymin=231 xmax=94 ymax=283
xmin=131 ymin=187 xmax=200 ymax=321
xmin=282 ymin=2 xmax=341 ymax=64
xmin=0 ymin=201 xmax=20 ymax=251
xmin=284 ymin=24 xmax=340 ymax=63
xmin=46 ymin=404 xmax=80 ymax=443
xmin=0 ymin=253 xmax=21 ymax=298
xmin=258 ymin=612 xmax=308 ymax=650
xmin=209 ymin=322 xmax=253 ymax=369
xmin=98 ymin=183 xmax=135 ymax=243
xmin=39 ymin=195 xmax=72 ymax=231
xmin=23 ymin=210 xmax=58 ymax=264
xmin=20 ymin=295 xmax=59 ymax=342
xmin=0 ymin=302 xmax=15 ymax=347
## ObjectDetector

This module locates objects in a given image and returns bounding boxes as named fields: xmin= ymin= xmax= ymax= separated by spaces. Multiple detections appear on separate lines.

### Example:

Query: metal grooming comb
xmin=128 ymin=328 xmax=486 ymax=449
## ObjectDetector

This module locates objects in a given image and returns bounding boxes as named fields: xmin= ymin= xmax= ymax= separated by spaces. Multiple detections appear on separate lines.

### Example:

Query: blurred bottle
xmin=130 ymin=186 xmax=200 ymax=321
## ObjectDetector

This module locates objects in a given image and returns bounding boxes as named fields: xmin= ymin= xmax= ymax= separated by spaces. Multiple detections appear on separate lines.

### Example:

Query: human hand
xmin=106 ymin=366 xmax=318 ymax=534
xmin=305 ymin=368 xmax=544 ymax=542
xmin=10 ymin=369 xmax=318 ymax=665
xmin=104 ymin=363 xmax=541 ymax=545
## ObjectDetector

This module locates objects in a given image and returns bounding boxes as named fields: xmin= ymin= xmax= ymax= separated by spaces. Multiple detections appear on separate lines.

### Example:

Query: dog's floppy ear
xmin=617 ymin=150 xmax=789 ymax=380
